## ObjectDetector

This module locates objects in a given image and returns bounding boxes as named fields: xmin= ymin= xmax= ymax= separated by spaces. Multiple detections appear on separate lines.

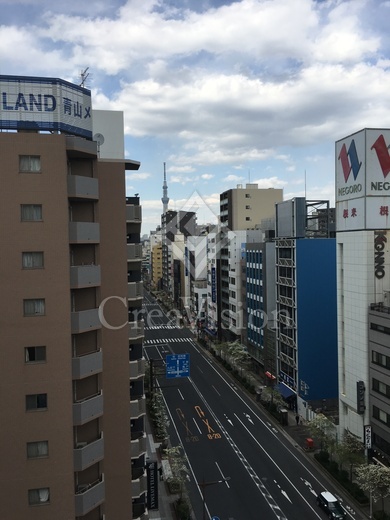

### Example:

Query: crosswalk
xmin=145 ymin=324 xmax=183 ymax=330
xmin=143 ymin=337 xmax=194 ymax=345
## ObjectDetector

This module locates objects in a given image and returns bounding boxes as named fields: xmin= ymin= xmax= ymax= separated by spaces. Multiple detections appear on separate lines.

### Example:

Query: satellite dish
xmin=94 ymin=133 xmax=105 ymax=146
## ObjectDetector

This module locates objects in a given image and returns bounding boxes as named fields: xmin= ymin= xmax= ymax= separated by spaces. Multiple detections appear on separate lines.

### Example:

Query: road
xmin=143 ymin=291 xmax=363 ymax=520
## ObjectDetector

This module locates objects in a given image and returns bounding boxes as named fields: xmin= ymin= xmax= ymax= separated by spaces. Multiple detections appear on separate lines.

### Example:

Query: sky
xmin=1 ymin=0 xmax=390 ymax=234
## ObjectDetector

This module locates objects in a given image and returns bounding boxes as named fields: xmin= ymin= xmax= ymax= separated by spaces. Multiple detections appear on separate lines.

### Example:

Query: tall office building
xmin=274 ymin=198 xmax=338 ymax=413
xmin=218 ymin=184 xmax=283 ymax=341
xmin=336 ymin=129 xmax=390 ymax=451
xmin=0 ymin=75 xmax=145 ymax=519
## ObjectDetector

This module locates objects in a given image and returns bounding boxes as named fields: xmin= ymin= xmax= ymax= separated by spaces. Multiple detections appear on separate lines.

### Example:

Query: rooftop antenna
xmin=248 ymin=169 xmax=251 ymax=183
xmin=80 ymin=67 xmax=90 ymax=88
xmin=304 ymin=169 xmax=307 ymax=199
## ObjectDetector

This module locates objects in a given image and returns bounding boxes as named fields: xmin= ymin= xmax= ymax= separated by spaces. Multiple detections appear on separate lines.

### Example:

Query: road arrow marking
xmin=244 ymin=413 xmax=254 ymax=424
xmin=224 ymin=414 xmax=233 ymax=426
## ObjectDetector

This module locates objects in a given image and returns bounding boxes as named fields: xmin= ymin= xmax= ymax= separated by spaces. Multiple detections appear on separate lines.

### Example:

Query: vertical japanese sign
xmin=211 ymin=266 xmax=216 ymax=303
xmin=147 ymin=461 xmax=158 ymax=510
xmin=0 ymin=75 xmax=92 ymax=138
xmin=364 ymin=425 xmax=372 ymax=449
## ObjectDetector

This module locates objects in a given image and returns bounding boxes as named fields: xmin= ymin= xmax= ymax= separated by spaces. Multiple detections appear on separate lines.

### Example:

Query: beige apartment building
xmin=0 ymin=75 xmax=146 ymax=520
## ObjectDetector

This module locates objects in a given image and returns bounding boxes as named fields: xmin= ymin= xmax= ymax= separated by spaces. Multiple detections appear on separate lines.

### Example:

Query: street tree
xmin=337 ymin=431 xmax=364 ymax=480
xmin=164 ymin=445 xmax=190 ymax=499
xmin=355 ymin=463 xmax=390 ymax=514
xmin=150 ymin=391 xmax=169 ymax=444
xmin=308 ymin=413 xmax=336 ymax=454
xmin=261 ymin=385 xmax=284 ymax=411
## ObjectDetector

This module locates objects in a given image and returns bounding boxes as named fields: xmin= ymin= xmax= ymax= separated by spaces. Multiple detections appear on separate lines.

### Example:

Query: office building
xmin=275 ymin=198 xmax=338 ymax=412
xmin=336 ymin=129 xmax=390 ymax=451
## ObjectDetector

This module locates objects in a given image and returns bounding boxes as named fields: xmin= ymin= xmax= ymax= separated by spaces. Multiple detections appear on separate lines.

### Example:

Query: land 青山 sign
xmin=0 ymin=74 xmax=92 ymax=139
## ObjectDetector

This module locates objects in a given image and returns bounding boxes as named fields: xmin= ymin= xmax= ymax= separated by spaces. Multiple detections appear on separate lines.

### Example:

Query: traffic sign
xmin=166 ymin=353 xmax=190 ymax=379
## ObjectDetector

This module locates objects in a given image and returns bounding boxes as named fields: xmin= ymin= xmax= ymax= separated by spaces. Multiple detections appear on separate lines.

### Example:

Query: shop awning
xmin=277 ymin=382 xmax=295 ymax=399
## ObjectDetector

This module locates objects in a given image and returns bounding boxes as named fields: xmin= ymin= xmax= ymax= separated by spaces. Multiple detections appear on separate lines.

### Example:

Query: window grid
xmin=23 ymin=299 xmax=45 ymax=316
xmin=21 ymin=204 xmax=42 ymax=221
xmin=25 ymin=346 xmax=46 ymax=363
xmin=28 ymin=488 xmax=50 ymax=505
xmin=19 ymin=155 xmax=41 ymax=173
xmin=22 ymin=252 xmax=44 ymax=269
xmin=26 ymin=393 xmax=47 ymax=411
xmin=27 ymin=441 xmax=48 ymax=458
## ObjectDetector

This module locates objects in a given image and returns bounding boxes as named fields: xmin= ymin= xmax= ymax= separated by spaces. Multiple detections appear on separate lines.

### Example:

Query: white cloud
xmin=126 ymin=172 xmax=151 ymax=180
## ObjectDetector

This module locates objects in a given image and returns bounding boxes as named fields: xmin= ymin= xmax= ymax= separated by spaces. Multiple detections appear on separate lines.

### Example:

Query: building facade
xmin=0 ymin=75 xmax=145 ymax=520
xmin=336 ymin=128 xmax=390 ymax=448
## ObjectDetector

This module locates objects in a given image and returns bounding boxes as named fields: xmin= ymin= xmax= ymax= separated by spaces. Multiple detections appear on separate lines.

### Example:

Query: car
xmin=316 ymin=491 xmax=346 ymax=519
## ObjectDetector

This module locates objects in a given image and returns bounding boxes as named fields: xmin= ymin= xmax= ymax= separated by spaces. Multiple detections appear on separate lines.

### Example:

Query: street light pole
xmin=198 ymin=476 xmax=231 ymax=520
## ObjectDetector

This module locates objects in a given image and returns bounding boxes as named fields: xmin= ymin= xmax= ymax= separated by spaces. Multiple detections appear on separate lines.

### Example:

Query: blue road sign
xmin=166 ymin=353 xmax=190 ymax=379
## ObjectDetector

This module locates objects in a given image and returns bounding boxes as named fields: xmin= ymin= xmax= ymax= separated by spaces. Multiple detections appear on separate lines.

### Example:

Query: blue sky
xmin=1 ymin=0 xmax=390 ymax=234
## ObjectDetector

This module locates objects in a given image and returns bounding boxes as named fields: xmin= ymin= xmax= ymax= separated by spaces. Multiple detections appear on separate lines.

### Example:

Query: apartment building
xmin=0 ymin=75 xmax=145 ymax=520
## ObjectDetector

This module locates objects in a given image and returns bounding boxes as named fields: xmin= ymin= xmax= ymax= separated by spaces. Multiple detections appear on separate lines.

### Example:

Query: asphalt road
xmin=143 ymin=291 xmax=363 ymax=520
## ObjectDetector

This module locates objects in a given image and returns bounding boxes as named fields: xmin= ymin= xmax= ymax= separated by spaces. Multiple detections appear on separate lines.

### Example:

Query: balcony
xmin=128 ymin=281 xmax=143 ymax=300
xmin=127 ymin=243 xmax=142 ymax=261
xmin=66 ymin=136 xmax=97 ymax=158
xmin=126 ymin=205 xmax=142 ymax=223
xmin=69 ymin=222 xmax=100 ymax=244
xmin=370 ymin=302 xmax=390 ymax=315
xmin=70 ymin=265 xmax=101 ymax=289
xmin=73 ymin=392 xmax=103 ymax=425
xmin=278 ymin=276 xmax=294 ymax=287
xmin=129 ymin=358 xmax=146 ymax=380
xmin=130 ymin=396 xmax=146 ymax=419
xmin=72 ymin=350 xmax=103 ymax=379
xmin=67 ymin=175 xmax=99 ymax=200
xmin=131 ymin=472 xmax=147 ymax=498
xmin=71 ymin=308 xmax=101 ymax=334
xmin=75 ymin=477 xmax=105 ymax=517
xmin=278 ymin=332 xmax=296 ymax=349
xmin=132 ymin=503 xmax=148 ymax=520
xmin=129 ymin=320 xmax=144 ymax=340
xmin=130 ymin=433 xmax=147 ymax=460
xmin=74 ymin=435 xmax=104 ymax=471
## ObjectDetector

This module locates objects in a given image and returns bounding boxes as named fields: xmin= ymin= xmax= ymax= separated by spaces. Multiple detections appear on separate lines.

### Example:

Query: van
xmin=316 ymin=491 xmax=346 ymax=519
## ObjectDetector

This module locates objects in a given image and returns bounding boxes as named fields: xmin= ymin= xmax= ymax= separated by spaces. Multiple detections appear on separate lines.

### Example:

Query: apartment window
xmin=21 ymin=204 xmax=42 ymax=221
xmin=246 ymin=217 xmax=251 ymax=221
xmin=22 ymin=252 xmax=44 ymax=269
xmin=245 ymin=193 xmax=251 ymax=198
xmin=372 ymin=350 xmax=390 ymax=370
xmin=25 ymin=346 xmax=46 ymax=363
xmin=27 ymin=441 xmax=48 ymax=459
xmin=246 ymin=205 xmax=251 ymax=209
xmin=24 ymin=299 xmax=45 ymax=316
xmin=371 ymin=322 xmax=390 ymax=335
xmin=28 ymin=488 xmax=50 ymax=505
xmin=19 ymin=155 xmax=41 ymax=173
xmin=373 ymin=405 xmax=390 ymax=426
xmin=26 ymin=393 xmax=47 ymax=411
xmin=372 ymin=378 xmax=390 ymax=398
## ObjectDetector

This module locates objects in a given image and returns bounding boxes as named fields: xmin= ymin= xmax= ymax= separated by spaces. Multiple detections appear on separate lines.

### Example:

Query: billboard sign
xmin=336 ymin=129 xmax=390 ymax=231
xmin=0 ymin=75 xmax=92 ymax=139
